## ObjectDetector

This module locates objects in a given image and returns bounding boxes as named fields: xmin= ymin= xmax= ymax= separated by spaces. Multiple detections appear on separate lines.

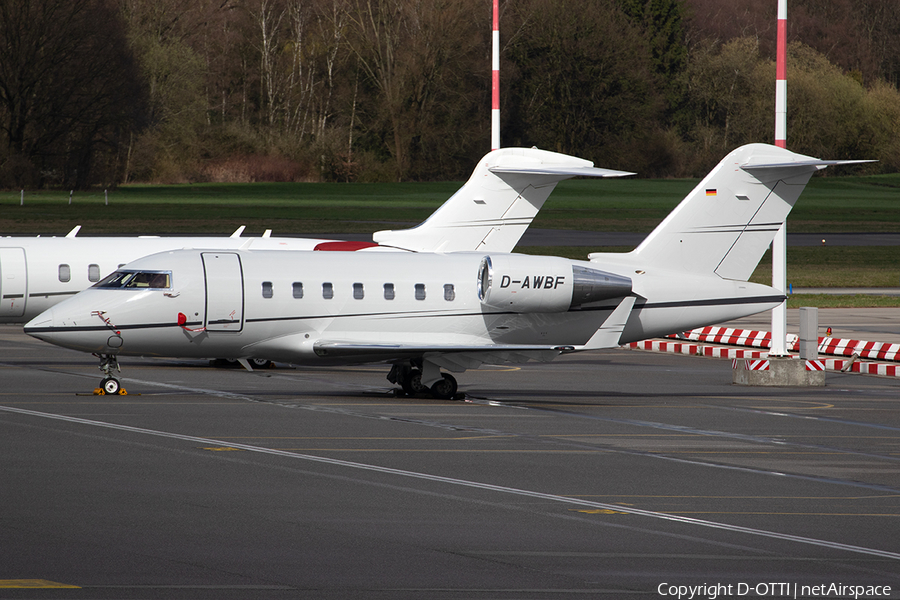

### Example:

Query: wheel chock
xmin=92 ymin=388 xmax=129 ymax=396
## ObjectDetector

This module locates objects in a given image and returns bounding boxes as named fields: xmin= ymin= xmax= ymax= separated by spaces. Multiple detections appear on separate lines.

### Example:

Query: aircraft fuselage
xmin=24 ymin=248 xmax=783 ymax=367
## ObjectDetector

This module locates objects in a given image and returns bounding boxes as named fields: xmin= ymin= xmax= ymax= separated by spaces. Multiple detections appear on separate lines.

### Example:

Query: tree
xmin=0 ymin=0 xmax=146 ymax=188
xmin=122 ymin=0 xmax=223 ymax=182
xmin=686 ymin=37 xmax=766 ymax=155
xmin=684 ymin=38 xmax=898 ymax=174
xmin=503 ymin=0 xmax=661 ymax=171
xmin=344 ymin=0 xmax=484 ymax=181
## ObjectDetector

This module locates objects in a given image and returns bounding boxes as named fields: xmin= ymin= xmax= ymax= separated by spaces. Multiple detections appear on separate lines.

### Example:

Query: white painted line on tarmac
xmin=2 ymin=404 xmax=898 ymax=562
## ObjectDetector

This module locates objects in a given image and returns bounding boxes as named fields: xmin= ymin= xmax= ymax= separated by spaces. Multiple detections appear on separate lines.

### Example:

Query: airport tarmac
xmin=1 ymin=312 xmax=899 ymax=600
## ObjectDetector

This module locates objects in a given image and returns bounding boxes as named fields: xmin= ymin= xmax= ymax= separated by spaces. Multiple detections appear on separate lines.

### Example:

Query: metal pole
xmin=770 ymin=0 xmax=789 ymax=357
xmin=775 ymin=0 xmax=787 ymax=150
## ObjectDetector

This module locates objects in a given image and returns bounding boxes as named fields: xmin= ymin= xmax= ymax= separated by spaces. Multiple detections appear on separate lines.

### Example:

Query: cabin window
xmin=58 ymin=264 xmax=71 ymax=283
xmin=262 ymin=281 xmax=273 ymax=298
xmin=415 ymin=283 xmax=426 ymax=301
xmin=94 ymin=270 xmax=171 ymax=289
xmin=323 ymin=282 xmax=334 ymax=299
xmin=292 ymin=282 xmax=304 ymax=299
xmin=88 ymin=264 xmax=101 ymax=282
xmin=443 ymin=284 xmax=455 ymax=301
xmin=353 ymin=282 xmax=364 ymax=300
xmin=384 ymin=283 xmax=395 ymax=300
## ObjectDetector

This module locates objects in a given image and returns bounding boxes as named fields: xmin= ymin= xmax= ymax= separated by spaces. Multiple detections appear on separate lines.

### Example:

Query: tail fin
xmin=624 ymin=143 xmax=871 ymax=280
xmin=372 ymin=148 xmax=633 ymax=253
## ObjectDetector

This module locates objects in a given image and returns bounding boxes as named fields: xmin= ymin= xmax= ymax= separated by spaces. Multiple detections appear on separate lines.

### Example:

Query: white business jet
xmin=25 ymin=144 xmax=864 ymax=398
xmin=1 ymin=148 xmax=623 ymax=325
xmin=0 ymin=227 xmax=334 ymax=324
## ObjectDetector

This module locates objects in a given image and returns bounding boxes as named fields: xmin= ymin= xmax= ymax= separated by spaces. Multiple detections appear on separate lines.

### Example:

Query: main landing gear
xmin=387 ymin=362 xmax=459 ymax=400
xmin=96 ymin=354 xmax=126 ymax=395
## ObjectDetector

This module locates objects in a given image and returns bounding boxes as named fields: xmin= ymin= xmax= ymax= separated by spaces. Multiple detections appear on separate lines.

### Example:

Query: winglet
xmin=575 ymin=296 xmax=636 ymax=351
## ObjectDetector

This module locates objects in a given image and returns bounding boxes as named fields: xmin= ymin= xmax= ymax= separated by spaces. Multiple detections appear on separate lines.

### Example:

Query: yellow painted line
xmin=215 ymin=436 xmax=517 ymax=441
xmin=201 ymin=447 xmax=243 ymax=452
xmin=0 ymin=580 xmax=80 ymax=589
xmin=652 ymin=512 xmax=900 ymax=517
xmin=275 ymin=448 xmax=603 ymax=453
xmin=548 ymin=433 xmax=900 ymax=439
xmin=568 ymin=494 xmax=900 ymax=500
xmin=571 ymin=510 xmax=898 ymax=517
xmin=647 ymin=451 xmax=850 ymax=455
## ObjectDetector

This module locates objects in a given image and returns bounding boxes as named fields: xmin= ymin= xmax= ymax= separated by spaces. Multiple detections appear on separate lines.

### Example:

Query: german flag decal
xmin=705 ymin=189 xmax=717 ymax=196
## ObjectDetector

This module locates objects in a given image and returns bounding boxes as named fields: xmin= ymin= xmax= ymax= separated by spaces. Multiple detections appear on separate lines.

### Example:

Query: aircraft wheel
xmin=430 ymin=373 xmax=458 ymax=400
xmin=101 ymin=377 xmax=120 ymax=395
xmin=249 ymin=358 xmax=272 ymax=369
xmin=401 ymin=369 xmax=429 ymax=396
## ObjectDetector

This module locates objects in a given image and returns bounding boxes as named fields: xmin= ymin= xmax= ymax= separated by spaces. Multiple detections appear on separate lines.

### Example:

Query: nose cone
xmin=24 ymin=307 xmax=55 ymax=339
xmin=23 ymin=293 xmax=119 ymax=353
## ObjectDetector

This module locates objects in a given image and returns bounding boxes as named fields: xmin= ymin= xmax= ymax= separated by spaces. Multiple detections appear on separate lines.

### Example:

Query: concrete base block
xmin=733 ymin=357 xmax=825 ymax=387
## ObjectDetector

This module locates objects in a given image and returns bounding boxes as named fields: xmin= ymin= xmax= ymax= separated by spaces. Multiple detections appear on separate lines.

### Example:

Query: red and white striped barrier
xmin=645 ymin=326 xmax=900 ymax=378
xmin=731 ymin=359 xmax=825 ymax=371
xmin=674 ymin=326 xmax=774 ymax=349
xmin=817 ymin=338 xmax=900 ymax=362
xmin=672 ymin=326 xmax=900 ymax=363
xmin=628 ymin=340 xmax=767 ymax=360
xmin=672 ymin=326 xmax=797 ymax=350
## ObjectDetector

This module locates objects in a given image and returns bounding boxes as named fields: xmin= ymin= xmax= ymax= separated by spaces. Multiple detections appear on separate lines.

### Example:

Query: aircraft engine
xmin=477 ymin=255 xmax=631 ymax=313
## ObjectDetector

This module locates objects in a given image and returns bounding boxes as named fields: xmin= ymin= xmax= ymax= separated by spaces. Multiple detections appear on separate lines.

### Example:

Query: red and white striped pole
xmin=491 ymin=0 xmax=500 ymax=150
xmin=771 ymin=0 xmax=788 ymax=357
xmin=775 ymin=0 xmax=787 ymax=149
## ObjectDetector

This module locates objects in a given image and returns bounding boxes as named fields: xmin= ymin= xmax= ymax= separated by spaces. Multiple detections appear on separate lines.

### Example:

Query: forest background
xmin=2 ymin=0 xmax=900 ymax=190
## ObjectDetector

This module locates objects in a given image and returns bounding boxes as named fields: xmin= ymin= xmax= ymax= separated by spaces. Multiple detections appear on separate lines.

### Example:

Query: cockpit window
xmin=94 ymin=270 xmax=172 ymax=289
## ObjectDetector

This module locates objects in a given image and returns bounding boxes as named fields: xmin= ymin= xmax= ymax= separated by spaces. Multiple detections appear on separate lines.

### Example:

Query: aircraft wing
xmin=312 ymin=340 xmax=569 ymax=371
xmin=372 ymin=148 xmax=634 ymax=254
xmin=311 ymin=295 xmax=636 ymax=371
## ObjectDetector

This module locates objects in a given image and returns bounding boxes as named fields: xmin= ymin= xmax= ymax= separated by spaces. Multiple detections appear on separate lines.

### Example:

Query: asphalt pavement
xmin=1 ymin=313 xmax=899 ymax=599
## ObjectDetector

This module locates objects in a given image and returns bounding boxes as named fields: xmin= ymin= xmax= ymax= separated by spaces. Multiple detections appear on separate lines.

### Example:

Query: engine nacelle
xmin=477 ymin=255 xmax=632 ymax=313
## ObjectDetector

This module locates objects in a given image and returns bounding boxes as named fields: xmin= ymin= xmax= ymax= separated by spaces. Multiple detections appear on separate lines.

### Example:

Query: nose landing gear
xmin=95 ymin=354 xmax=127 ymax=395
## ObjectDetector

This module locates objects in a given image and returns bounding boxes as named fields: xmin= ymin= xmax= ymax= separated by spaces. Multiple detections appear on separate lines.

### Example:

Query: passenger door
xmin=0 ymin=248 xmax=27 ymax=318
xmin=202 ymin=252 xmax=244 ymax=332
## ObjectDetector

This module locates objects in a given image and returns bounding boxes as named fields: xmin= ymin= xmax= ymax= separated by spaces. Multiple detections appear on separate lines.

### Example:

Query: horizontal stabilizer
xmin=489 ymin=165 xmax=634 ymax=178
xmin=373 ymin=148 xmax=632 ymax=253
xmin=742 ymin=159 xmax=875 ymax=170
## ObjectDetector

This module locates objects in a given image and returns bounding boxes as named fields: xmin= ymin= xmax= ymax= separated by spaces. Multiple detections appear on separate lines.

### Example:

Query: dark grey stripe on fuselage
xmin=23 ymin=295 xmax=784 ymax=334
